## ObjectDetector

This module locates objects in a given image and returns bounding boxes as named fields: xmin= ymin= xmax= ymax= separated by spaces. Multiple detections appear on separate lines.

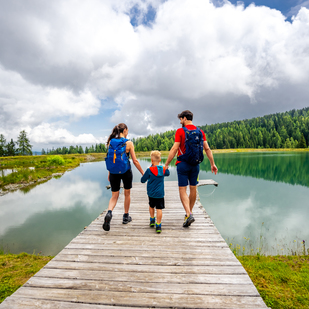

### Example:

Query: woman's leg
xmin=124 ymin=189 xmax=131 ymax=213
xmin=108 ymin=191 xmax=120 ymax=211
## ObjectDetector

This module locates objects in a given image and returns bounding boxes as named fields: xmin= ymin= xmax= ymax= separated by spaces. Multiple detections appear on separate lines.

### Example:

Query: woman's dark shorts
xmin=148 ymin=196 xmax=165 ymax=210
xmin=109 ymin=169 xmax=133 ymax=192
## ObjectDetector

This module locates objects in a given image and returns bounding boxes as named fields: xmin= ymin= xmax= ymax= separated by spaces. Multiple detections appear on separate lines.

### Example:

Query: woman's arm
xmin=127 ymin=141 xmax=144 ymax=175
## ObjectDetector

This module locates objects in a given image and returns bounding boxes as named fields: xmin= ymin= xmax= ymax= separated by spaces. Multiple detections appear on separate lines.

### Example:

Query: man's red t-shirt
xmin=175 ymin=125 xmax=207 ymax=165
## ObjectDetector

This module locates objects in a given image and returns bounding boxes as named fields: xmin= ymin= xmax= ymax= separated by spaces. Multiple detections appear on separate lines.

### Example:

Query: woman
xmin=103 ymin=123 xmax=144 ymax=231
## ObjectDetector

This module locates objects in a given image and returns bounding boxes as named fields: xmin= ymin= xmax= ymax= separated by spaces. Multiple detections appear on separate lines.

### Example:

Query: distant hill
xmin=133 ymin=107 xmax=309 ymax=150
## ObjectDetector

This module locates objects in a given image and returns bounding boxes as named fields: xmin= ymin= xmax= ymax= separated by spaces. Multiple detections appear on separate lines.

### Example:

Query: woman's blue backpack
xmin=105 ymin=138 xmax=130 ymax=174
xmin=177 ymin=127 xmax=204 ymax=166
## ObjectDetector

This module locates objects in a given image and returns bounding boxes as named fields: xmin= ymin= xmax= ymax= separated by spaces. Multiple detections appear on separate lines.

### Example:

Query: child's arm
xmin=141 ymin=169 xmax=150 ymax=183
xmin=164 ymin=169 xmax=170 ymax=177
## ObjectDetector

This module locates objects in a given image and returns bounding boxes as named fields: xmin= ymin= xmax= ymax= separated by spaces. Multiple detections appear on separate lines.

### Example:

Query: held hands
xmin=211 ymin=164 xmax=218 ymax=175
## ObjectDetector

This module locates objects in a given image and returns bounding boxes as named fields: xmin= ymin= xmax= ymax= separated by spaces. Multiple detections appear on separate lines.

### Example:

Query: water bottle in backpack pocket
xmin=177 ymin=127 xmax=204 ymax=166
xmin=105 ymin=138 xmax=131 ymax=174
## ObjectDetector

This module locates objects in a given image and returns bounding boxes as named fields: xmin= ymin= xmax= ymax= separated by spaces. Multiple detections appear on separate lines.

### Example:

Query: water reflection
xmin=0 ymin=152 xmax=308 ymax=256
xmin=0 ymin=163 xmax=109 ymax=255
xmin=197 ymin=152 xmax=309 ymax=255
xmin=199 ymin=151 xmax=309 ymax=187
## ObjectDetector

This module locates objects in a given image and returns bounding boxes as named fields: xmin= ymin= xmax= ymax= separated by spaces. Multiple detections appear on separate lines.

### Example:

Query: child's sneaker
xmin=103 ymin=211 xmax=112 ymax=231
xmin=156 ymin=223 xmax=162 ymax=233
xmin=183 ymin=214 xmax=195 ymax=227
xmin=149 ymin=217 xmax=155 ymax=227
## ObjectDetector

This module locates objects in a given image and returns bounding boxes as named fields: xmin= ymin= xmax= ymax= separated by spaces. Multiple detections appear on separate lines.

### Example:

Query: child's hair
xmin=151 ymin=150 xmax=161 ymax=162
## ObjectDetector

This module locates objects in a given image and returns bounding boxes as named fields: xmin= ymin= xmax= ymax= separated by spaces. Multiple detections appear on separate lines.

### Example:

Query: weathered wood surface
xmin=1 ymin=181 xmax=267 ymax=308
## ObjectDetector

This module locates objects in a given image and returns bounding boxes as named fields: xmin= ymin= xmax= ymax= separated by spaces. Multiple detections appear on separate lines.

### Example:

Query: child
xmin=141 ymin=150 xmax=170 ymax=233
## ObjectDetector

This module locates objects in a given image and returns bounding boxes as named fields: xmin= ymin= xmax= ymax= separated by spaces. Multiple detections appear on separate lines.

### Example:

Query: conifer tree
xmin=297 ymin=133 xmax=307 ymax=148
xmin=6 ymin=139 xmax=16 ymax=156
xmin=0 ymin=134 xmax=6 ymax=156
xmin=16 ymin=130 xmax=32 ymax=155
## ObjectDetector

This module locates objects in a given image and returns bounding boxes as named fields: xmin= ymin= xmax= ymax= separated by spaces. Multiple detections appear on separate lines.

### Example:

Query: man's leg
xmin=179 ymin=186 xmax=191 ymax=217
xmin=189 ymin=185 xmax=197 ymax=212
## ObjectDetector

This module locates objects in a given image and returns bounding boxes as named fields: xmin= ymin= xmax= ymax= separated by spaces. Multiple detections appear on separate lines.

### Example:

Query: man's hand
xmin=211 ymin=164 xmax=218 ymax=175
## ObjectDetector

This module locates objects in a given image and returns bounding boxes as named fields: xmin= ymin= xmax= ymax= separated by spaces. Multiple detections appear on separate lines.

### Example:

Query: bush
xmin=47 ymin=155 xmax=65 ymax=166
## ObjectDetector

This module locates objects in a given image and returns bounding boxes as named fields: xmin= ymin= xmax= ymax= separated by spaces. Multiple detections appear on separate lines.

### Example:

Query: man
xmin=164 ymin=110 xmax=218 ymax=227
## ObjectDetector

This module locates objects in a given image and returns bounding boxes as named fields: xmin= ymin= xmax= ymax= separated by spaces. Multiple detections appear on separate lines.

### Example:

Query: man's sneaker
xmin=183 ymin=214 xmax=195 ymax=227
xmin=156 ymin=223 xmax=162 ymax=233
xmin=122 ymin=213 xmax=132 ymax=224
xmin=150 ymin=217 xmax=155 ymax=227
xmin=103 ymin=212 xmax=112 ymax=231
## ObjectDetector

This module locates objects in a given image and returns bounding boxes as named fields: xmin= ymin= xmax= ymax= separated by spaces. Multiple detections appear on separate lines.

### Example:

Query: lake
xmin=0 ymin=151 xmax=308 ymax=256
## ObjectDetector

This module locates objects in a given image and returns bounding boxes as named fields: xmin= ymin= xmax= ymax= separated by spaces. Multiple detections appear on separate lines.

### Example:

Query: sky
xmin=1 ymin=0 xmax=309 ymax=150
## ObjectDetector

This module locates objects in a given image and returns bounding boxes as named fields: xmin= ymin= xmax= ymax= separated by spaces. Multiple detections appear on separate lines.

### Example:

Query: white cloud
xmin=29 ymin=123 xmax=105 ymax=146
xmin=1 ymin=0 xmax=309 ymax=144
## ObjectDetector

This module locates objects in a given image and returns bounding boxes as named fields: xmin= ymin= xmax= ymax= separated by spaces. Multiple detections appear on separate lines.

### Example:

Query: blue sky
xmin=1 ymin=0 xmax=309 ymax=150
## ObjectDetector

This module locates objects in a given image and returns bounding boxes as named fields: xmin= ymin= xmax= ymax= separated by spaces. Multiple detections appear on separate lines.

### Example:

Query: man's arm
xmin=203 ymin=141 xmax=218 ymax=175
xmin=164 ymin=142 xmax=180 ymax=168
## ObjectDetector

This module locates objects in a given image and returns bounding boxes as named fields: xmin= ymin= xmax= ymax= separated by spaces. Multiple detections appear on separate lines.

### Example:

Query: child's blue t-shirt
xmin=141 ymin=165 xmax=170 ymax=198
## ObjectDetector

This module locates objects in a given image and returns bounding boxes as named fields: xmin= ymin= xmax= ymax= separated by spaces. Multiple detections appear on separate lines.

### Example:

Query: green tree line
xmin=0 ymin=130 xmax=32 ymax=156
xmin=44 ymin=143 xmax=107 ymax=155
xmin=133 ymin=107 xmax=309 ymax=150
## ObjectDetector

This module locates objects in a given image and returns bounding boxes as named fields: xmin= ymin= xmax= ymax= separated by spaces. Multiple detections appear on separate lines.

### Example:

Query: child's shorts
xmin=148 ymin=197 xmax=165 ymax=210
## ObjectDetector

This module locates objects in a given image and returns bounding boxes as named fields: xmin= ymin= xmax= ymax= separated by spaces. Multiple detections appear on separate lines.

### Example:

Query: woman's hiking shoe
xmin=150 ymin=217 xmax=155 ymax=227
xmin=103 ymin=212 xmax=112 ymax=231
xmin=156 ymin=223 xmax=162 ymax=233
xmin=122 ymin=213 xmax=132 ymax=224
xmin=183 ymin=214 xmax=195 ymax=227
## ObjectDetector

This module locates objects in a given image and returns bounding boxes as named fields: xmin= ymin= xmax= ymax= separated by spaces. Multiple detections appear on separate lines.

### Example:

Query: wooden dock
xmin=1 ymin=181 xmax=268 ymax=308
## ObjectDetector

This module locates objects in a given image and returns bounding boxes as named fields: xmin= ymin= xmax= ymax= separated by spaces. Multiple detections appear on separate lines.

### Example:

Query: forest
xmin=133 ymin=107 xmax=309 ymax=151
xmin=1 ymin=107 xmax=308 ymax=157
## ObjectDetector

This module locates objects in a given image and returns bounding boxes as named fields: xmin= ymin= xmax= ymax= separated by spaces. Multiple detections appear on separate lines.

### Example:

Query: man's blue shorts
xmin=176 ymin=161 xmax=200 ymax=187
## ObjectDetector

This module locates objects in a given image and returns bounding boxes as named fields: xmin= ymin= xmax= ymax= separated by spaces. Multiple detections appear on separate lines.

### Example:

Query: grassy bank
xmin=0 ymin=252 xmax=53 ymax=303
xmin=0 ymin=252 xmax=308 ymax=308
xmin=238 ymin=255 xmax=309 ymax=309
xmin=0 ymin=153 xmax=105 ymax=192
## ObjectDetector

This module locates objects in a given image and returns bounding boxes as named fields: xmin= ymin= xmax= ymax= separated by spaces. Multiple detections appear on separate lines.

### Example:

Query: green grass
xmin=0 ymin=153 xmax=106 ymax=190
xmin=0 ymin=252 xmax=53 ymax=303
xmin=238 ymin=255 xmax=309 ymax=309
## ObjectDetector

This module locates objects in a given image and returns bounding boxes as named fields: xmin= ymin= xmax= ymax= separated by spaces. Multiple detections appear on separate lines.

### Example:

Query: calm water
xmin=0 ymin=152 xmax=308 ymax=256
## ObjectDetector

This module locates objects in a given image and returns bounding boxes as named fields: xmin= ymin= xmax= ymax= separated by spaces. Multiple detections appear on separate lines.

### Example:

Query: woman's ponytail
xmin=106 ymin=123 xmax=128 ymax=146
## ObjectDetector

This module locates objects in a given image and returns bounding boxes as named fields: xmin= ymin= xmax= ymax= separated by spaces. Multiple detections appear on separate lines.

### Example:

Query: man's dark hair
xmin=178 ymin=110 xmax=193 ymax=121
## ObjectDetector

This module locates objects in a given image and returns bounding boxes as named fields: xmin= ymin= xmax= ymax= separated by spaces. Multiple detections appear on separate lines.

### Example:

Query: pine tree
xmin=6 ymin=139 xmax=16 ymax=156
xmin=0 ymin=134 xmax=6 ymax=156
xmin=16 ymin=130 xmax=32 ymax=155
xmin=297 ymin=133 xmax=307 ymax=148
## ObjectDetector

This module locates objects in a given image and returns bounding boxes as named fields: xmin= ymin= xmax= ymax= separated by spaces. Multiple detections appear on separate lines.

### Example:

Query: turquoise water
xmin=0 ymin=152 xmax=308 ymax=256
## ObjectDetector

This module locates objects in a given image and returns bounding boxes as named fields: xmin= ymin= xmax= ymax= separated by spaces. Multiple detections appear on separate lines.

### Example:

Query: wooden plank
xmin=25 ymin=277 xmax=260 ymax=296
xmin=0 ymin=297 xmax=143 ymax=309
xmin=11 ymin=287 xmax=267 ymax=308
xmin=52 ymin=254 xmax=242 ymax=266
xmin=44 ymin=260 xmax=247 ymax=274
xmin=34 ymin=268 xmax=255 ymax=284
xmin=59 ymin=248 xmax=236 ymax=259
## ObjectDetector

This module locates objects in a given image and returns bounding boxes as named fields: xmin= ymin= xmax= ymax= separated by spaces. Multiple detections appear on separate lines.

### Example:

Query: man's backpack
xmin=177 ymin=127 xmax=204 ymax=166
xmin=105 ymin=138 xmax=131 ymax=174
